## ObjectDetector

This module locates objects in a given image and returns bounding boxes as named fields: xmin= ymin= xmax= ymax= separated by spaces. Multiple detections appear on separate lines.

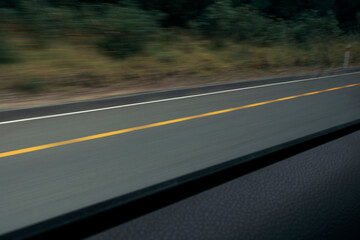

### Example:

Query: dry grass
xmin=1 ymin=34 xmax=360 ymax=95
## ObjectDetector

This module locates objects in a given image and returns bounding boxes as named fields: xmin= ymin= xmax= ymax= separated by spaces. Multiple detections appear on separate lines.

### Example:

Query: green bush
xmin=95 ymin=4 xmax=163 ymax=58
xmin=18 ymin=0 xmax=78 ymax=35
xmin=0 ymin=8 xmax=18 ymax=24
xmin=231 ymin=6 xmax=287 ymax=44
xmin=290 ymin=10 xmax=341 ymax=43
xmin=13 ymin=80 xmax=47 ymax=93
xmin=191 ymin=1 xmax=236 ymax=39
xmin=0 ymin=34 xmax=16 ymax=64
xmin=6 ymin=1 xmax=162 ymax=57
xmin=191 ymin=0 xmax=287 ymax=45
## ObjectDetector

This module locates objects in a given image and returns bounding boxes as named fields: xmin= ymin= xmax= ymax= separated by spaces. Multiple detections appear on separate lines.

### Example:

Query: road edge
xmin=1 ymin=67 xmax=360 ymax=121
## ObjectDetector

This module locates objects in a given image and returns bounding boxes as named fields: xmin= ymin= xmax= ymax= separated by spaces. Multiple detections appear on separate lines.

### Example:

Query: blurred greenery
xmin=0 ymin=0 xmax=355 ymax=52
xmin=191 ymin=1 xmax=286 ymax=45
xmin=290 ymin=10 xmax=342 ymax=43
xmin=95 ymin=4 xmax=163 ymax=58
xmin=0 ymin=34 xmax=16 ymax=64
xmin=0 ymin=0 xmax=360 ymax=93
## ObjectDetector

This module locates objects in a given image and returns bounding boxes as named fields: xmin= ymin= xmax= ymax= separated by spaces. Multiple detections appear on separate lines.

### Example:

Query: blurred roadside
xmin=0 ymin=67 xmax=354 ymax=110
xmin=1 ymin=0 xmax=360 ymax=110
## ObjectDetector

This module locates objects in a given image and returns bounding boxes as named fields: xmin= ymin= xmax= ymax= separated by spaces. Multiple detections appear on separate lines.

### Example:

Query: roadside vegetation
xmin=1 ymin=0 xmax=360 ymax=94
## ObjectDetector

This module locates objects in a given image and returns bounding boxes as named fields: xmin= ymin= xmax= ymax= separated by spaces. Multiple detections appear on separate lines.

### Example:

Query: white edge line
xmin=1 ymin=71 xmax=360 ymax=125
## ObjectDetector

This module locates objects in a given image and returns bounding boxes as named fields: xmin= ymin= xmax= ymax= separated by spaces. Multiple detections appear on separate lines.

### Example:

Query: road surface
xmin=1 ymin=72 xmax=360 ymax=235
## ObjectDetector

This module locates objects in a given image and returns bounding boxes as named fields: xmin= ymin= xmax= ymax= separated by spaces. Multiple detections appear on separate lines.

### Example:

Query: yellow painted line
xmin=1 ymin=82 xmax=360 ymax=159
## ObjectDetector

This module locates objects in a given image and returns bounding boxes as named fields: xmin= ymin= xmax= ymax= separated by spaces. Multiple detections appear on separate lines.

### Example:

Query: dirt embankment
xmin=0 ymin=66 xmax=348 ymax=111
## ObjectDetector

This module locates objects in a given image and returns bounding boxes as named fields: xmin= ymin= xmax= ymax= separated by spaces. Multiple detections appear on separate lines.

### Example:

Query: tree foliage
xmin=192 ymin=1 xmax=287 ymax=45
xmin=291 ymin=10 xmax=341 ymax=43
xmin=0 ymin=0 xmax=358 ymax=60
xmin=17 ymin=0 xmax=78 ymax=35
xmin=95 ymin=3 xmax=163 ymax=58
xmin=0 ymin=34 xmax=16 ymax=64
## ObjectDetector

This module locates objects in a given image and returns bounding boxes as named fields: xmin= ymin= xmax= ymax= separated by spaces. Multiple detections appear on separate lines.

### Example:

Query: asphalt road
xmin=1 ymin=72 xmax=360 ymax=235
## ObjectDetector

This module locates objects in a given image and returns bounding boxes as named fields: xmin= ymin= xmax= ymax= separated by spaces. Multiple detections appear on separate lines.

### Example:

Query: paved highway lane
xmin=1 ymin=72 xmax=360 ymax=235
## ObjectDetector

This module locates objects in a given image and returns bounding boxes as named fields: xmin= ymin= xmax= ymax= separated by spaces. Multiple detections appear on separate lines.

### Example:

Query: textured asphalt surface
xmin=1 ymin=72 xmax=360 ymax=235
xmin=88 ymin=130 xmax=360 ymax=240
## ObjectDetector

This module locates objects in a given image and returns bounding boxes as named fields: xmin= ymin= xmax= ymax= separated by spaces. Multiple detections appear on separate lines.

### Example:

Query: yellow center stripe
xmin=1 ymin=82 xmax=360 ymax=159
